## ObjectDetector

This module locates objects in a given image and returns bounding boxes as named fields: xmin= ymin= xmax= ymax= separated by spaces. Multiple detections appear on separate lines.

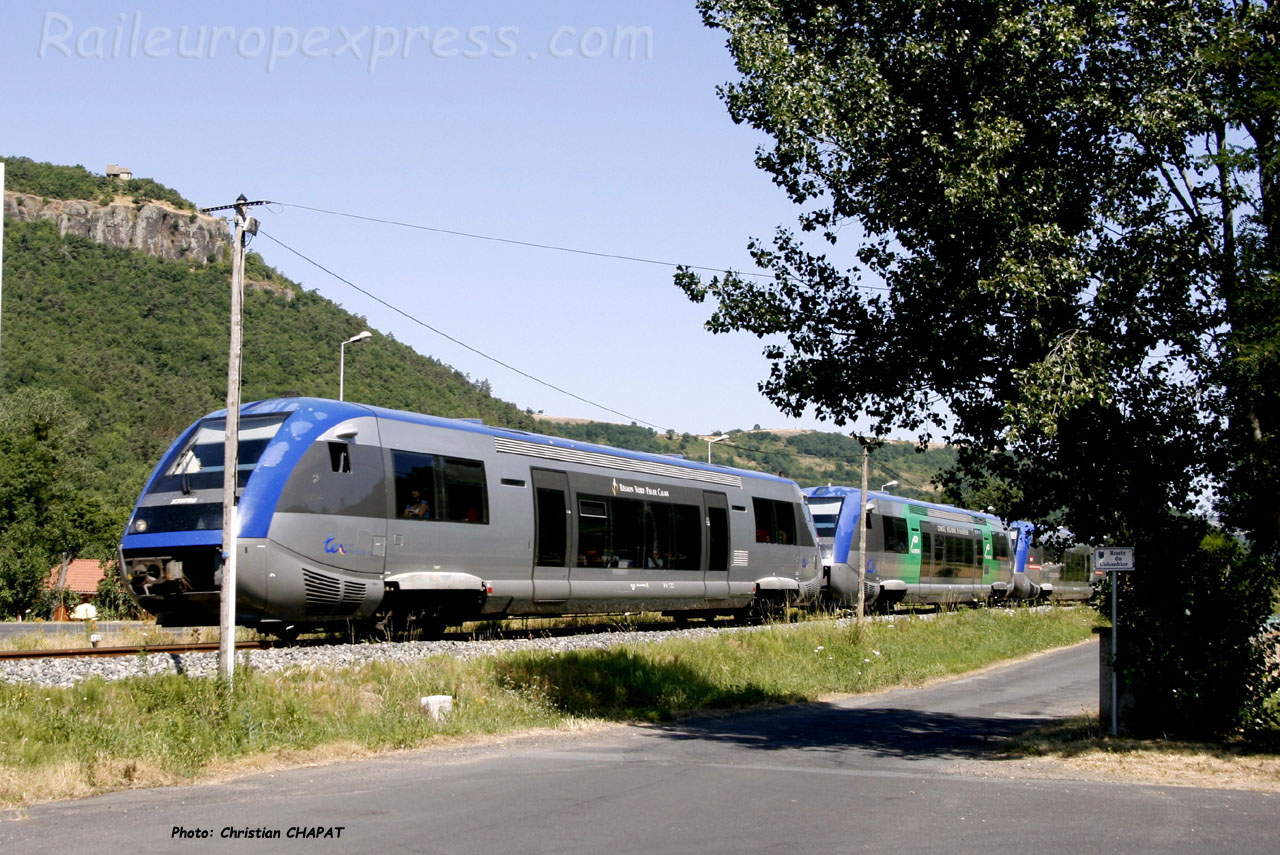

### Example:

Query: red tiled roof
xmin=46 ymin=559 xmax=112 ymax=595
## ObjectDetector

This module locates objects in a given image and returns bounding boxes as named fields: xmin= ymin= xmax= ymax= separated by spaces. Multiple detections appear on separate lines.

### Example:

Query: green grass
xmin=0 ymin=608 xmax=1099 ymax=806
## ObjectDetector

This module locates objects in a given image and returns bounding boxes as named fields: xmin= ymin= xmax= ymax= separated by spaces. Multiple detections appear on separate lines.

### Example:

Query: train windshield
xmin=157 ymin=413 xmax=290 ymax=491
xmin=806 ymin=497 xmax=844 ymax=539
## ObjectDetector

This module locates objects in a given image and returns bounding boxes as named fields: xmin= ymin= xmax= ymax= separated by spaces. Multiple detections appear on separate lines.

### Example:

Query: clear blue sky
xmin=3 ymin=1 xmax=870 ymax=437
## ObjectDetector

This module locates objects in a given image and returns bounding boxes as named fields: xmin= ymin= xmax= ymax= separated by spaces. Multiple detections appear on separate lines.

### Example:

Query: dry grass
xmin=0 ymin=623 xmax=256 ymax=651
xmin=970 ymin=715 xmax=1280 ymax=792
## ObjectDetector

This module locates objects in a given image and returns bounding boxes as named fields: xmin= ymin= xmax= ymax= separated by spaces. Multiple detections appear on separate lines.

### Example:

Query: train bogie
xmin=120 ymin=399 xmax=822 ymax=635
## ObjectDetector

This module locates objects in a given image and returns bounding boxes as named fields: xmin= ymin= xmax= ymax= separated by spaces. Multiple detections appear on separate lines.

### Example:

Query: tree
xmin=681 ymin=0 xmax=1278 ymax=735
xmin=0 ymin=388 xmax=120 ymax=618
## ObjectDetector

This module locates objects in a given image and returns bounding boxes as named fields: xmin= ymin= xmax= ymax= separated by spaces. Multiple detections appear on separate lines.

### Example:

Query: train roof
xmin=210 ymin=397 xmax=799 ymax=488
xmin=802 ymin=485 xmax=1005 ymax=527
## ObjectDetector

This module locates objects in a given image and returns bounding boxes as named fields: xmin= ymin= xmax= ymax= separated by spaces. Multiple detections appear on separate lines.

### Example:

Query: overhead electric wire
xmin=240 ymin=202 xmax=900 ymax=443
xmin=255 ymin=228 xmax=673 ymax=433
xmin=275 ymin=201 xmax=782 ymax=281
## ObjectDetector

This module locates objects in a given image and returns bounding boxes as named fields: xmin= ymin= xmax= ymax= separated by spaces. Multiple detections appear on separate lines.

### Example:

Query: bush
xmin=1110 ymin=520 xmax=1280 ymax=738
xmin=92 ymin=569 xmax=145 ymax=620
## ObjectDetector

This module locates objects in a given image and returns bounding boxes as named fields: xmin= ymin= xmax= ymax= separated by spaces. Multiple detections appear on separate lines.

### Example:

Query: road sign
xmin=1095 ymin=547 xmax=1135 ymax=572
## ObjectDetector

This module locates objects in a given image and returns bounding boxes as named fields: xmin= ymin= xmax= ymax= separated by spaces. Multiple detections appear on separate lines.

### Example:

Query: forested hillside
xmin=1 ymin=218 xmax=547 ymax=512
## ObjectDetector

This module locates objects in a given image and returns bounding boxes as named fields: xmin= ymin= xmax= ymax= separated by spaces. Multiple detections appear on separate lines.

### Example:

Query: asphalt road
xmin=3 ymin=640 xmax=1275 ymax=854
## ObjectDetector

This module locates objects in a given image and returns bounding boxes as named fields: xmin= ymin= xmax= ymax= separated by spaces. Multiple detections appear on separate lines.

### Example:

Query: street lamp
xmin=881 ymin=480 xmax=899 ymax=491
xmin=339 ymin=330 xmax=372 ymax=401
xmin=707 ymin=434 xmax=730 ymax=463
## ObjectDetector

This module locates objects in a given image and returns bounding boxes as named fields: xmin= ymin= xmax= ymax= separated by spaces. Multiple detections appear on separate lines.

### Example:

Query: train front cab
xmin=119 ymin=407 xmax=298 ymax=627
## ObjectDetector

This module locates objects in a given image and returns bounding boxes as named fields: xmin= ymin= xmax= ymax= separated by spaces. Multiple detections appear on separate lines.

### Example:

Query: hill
xmin=0 ymin=216 xmax=541 ymax=513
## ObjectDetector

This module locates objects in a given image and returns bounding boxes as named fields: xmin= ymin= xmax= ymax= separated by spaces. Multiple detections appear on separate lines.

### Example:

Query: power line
xmin=275 ymin=201 xmax=781 ymax=281
xmin=255 ymin=228 xmax=673 ymax=433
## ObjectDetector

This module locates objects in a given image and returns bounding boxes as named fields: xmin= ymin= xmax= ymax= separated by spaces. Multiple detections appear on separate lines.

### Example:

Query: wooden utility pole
xmin=856 ymin=439 xmax=869 ymax=630
xmin=220 ymin=196 xmax=248 ymax=684
xmin=1 ymin=160 xmax=6 ymax=372
xmin=200 ymin=195 xmax=266 ymax=687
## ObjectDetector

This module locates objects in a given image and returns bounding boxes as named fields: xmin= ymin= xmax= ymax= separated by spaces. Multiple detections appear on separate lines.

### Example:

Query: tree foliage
xmin=683 ymin=0 xmax=1279 ymax=735
xmin=0 ymin=389 xmax=120 ymax=618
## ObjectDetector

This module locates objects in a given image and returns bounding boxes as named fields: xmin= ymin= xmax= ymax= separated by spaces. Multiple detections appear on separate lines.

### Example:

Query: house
xmin=46 ymin=558 xmax=111 ymax=604
xmin=105 ymin=164 xmax=132 ymax=180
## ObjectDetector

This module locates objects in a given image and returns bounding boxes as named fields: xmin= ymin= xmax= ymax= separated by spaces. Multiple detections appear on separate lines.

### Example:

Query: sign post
xmin=1095 ymin=547 xmax=1135 ymax=735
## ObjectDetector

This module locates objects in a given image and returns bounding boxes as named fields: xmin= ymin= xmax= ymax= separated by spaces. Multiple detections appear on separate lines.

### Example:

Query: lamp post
xmin=339 ymin=331 xmax=372 ymax=401
xmin=881 ymin=480 xmax=899 ymax=492
xmin=707 ymin=434 xmax=730 ymax=463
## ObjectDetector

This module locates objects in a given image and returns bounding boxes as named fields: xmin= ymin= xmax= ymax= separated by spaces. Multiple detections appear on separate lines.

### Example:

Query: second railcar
xmin=802 ymin=486 xmax=1017 ymax=610
xmin=120 ymin=398 xmax=822 ymax=636
xmin=1010 ymin=522 xmax=1099 ymax=602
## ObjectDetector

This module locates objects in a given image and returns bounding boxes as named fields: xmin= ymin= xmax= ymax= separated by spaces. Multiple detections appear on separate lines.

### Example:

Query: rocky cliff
xmin=3 ymin=191 xmax=227 ymax=263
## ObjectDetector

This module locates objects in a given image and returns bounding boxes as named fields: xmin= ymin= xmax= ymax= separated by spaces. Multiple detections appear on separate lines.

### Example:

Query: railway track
xmin=0 ymin=640 xmax=274 ymax=661
xmin=0 ymin=615 xmax=736 ymax=662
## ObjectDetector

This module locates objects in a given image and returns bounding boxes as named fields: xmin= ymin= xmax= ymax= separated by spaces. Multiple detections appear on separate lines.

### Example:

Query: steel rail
xmin=0 ymin=640 xmax=273 ymax=661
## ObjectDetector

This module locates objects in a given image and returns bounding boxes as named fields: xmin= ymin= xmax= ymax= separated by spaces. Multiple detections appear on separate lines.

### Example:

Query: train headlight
xmin=134 ymin=518 xmax=148 ymax=533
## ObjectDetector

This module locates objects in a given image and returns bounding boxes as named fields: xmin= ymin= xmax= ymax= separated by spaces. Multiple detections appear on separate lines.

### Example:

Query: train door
xmin=704 ymin=491 xmax=730 ymax=600
xmin=531 ymin=469 xmax=571 ymax=602
xmin=919 ymin=522 xmax=937 ymax=586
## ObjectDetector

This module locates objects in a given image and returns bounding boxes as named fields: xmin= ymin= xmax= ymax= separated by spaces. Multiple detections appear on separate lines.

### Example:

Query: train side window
xmin=440 ymin=457 xmax=488 ymax=523
xmin=883 ymin=516 xmax=909 ymax=554
xmin=578 ymin=497 xmax=609 ymax=567
xmin=393 ymin=451 xmax=437 ymax=520
xmin=391 ymin=451 xmax=488 ymax=524
xmin=991 ymin=532 xmax=1010 ymax=560
xmin=752 ymin=497 xmax=776 ymax=543
xmin=793 ymin=503 xmax=816 ymax=547
xmin=328 ymin=442 xmax=351 ymax=474
xmin=752 ymin=497 xmax=798 ymax=545
xmin=776 ymin=502 xmax=797 ymax=545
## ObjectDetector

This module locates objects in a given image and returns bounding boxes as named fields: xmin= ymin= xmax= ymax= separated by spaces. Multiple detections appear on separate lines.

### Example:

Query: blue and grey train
xmin=119 ymin=398 xmax=822 ymax=637
xmin=1009 ymin=521 xmax=1100 ymax=602
xmin=802 ymin=486 xmax=1096 ymax=610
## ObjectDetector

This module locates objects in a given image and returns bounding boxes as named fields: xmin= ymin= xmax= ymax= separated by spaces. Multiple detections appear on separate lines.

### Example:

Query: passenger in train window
xmin=646 ymin=548 xmax=665 ymax=568
xmin=403 ymin=489 xmax=430 ymax=519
